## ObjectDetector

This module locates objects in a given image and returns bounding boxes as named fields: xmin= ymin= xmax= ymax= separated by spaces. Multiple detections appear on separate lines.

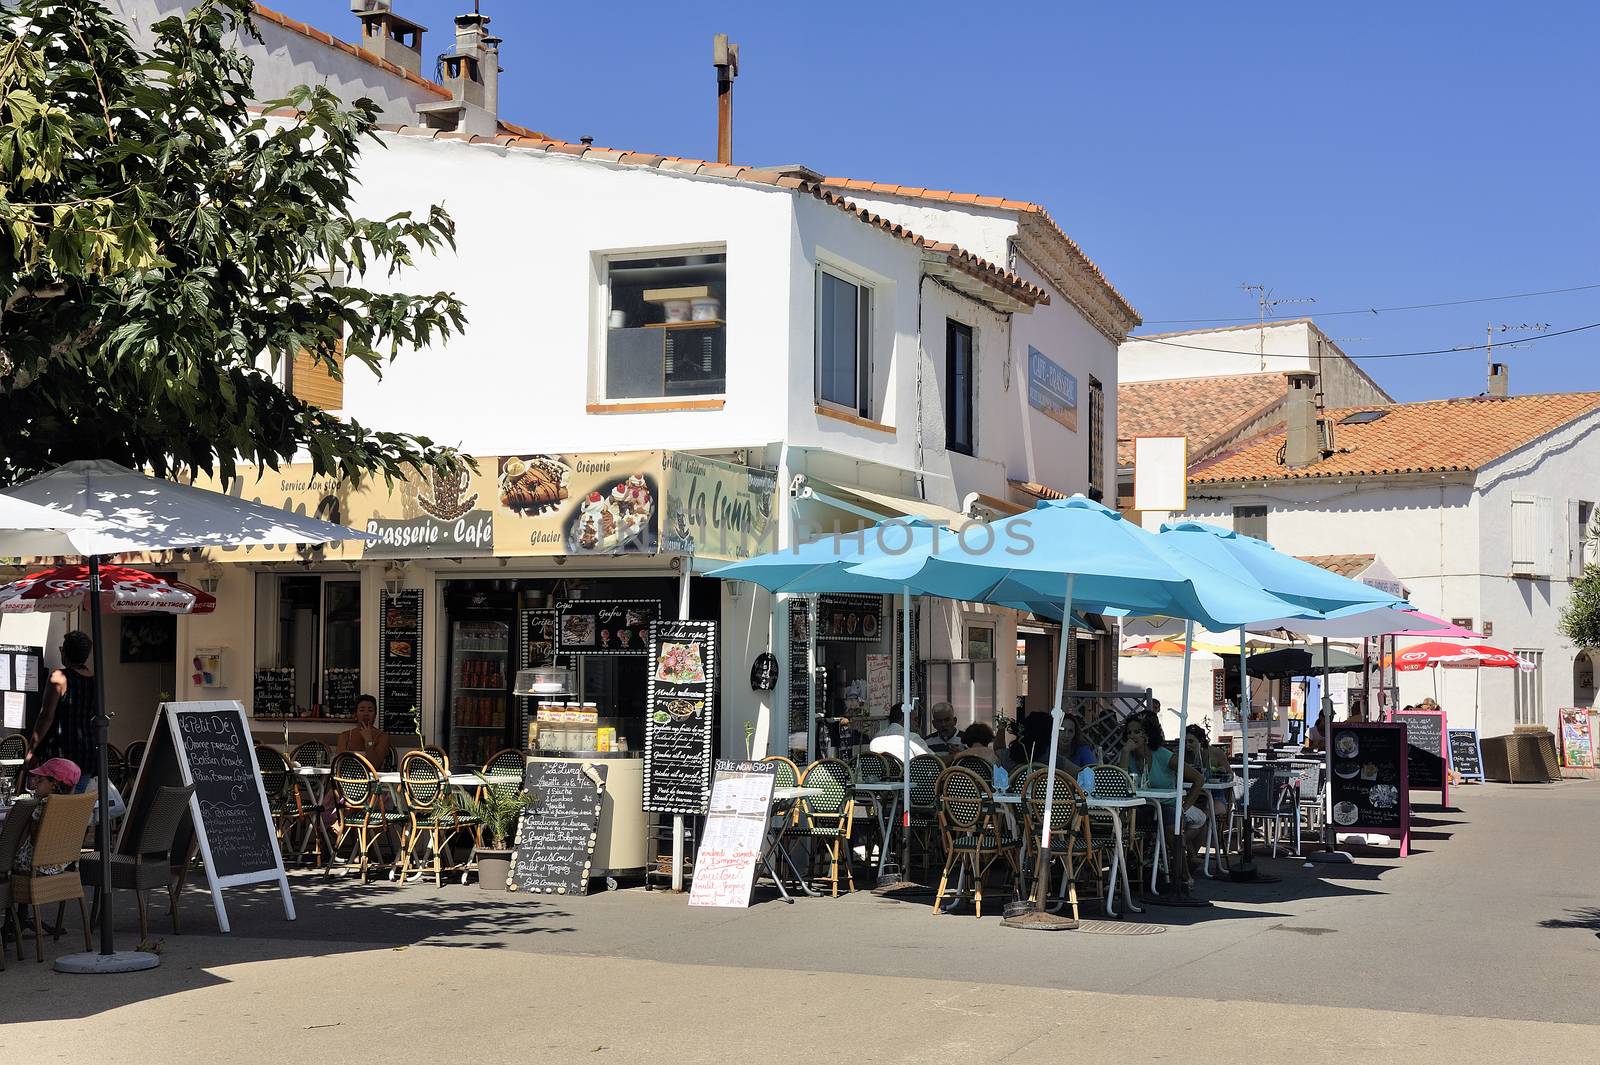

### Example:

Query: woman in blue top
xmin=1118 ymin=710 xmax=1206 ymax=875
xmin=1019 ymin=711 xmax=1097 ymax=776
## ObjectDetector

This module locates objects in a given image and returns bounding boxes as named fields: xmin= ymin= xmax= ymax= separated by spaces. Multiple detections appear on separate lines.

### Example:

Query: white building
xmin=1137 ymin=369 xmax=1600 ymax=740
xmin=73 ymin=1 xmax=1142 ymax=772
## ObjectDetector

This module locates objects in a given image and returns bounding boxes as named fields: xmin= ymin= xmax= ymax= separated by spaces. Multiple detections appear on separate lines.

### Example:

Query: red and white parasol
xmin=0 ymin=563 xmax=216 ymax=615
xmin=1389 ymin=641 xmax=1533 ymax=671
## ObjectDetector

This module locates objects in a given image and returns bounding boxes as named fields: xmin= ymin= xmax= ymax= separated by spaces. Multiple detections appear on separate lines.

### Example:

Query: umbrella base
xmin=54 ymin=950 xmax=160 ymax=975
xmin=1001 ymin=906 xmax=1079 ymax=931
xmin=1305 ymin=849 xmax=1354 ymax=864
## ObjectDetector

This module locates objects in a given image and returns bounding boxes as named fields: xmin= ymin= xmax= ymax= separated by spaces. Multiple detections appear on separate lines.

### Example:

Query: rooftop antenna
xmin=1486 ymin=321 xmax=1548 ymax=381
xmin=1241 ymin=284 xmax=1316 ymax=372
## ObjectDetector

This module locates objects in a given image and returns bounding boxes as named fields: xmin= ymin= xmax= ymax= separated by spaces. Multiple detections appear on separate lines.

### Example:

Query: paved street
xmin=4 ymin=778 xmax=1598 ymax=1062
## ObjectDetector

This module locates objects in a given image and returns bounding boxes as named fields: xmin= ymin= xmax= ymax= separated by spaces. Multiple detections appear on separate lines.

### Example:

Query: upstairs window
xmin=1087 ymin=376 xmax=1105 ymax=501
xmin=946 ymin=320 xmax=974 ymax=455
xmin=1233 ymin=505 xmax=1268 ymax=541
xmin=604 ymin=251 xmax=726 ymax=400
xmin=817 ymin=268 xmax=871 ymax=417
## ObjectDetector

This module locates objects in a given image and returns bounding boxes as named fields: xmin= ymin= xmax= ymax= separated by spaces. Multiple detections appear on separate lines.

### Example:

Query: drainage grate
xmin=1077 ymin=920 xmax=1167 ymax=935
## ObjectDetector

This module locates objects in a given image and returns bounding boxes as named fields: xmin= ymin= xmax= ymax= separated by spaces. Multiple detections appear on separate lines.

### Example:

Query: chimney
xmin=1488 ymin=362 xmax=1509 ymax=397
xmin=415 ymin=6 xmax=500 ymax=136
xmin=352 ymin=2 xmax=426 ymax=77
xmin=1283 ymin=370 xmax=1323 ymax=468
xmin=713 ymin=34 xmax=740 ymax=164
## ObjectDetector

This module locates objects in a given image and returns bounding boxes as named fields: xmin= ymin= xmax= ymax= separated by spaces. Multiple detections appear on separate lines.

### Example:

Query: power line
xmin=1130 ymin=320 xmax=1600 ymax=361
xmin=1138 ymin=282 xmax=1600 ymax=326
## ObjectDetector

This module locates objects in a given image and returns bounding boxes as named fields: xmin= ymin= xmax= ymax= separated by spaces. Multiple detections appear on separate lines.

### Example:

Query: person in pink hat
xmin=6 ymin=756 xmax=81 ymax=941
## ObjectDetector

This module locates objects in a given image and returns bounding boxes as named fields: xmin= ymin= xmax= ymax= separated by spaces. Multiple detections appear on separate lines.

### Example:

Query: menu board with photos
xmin=816 ymin=593 xmax=884 ymax=643
xmin=252 ymin=667 xmax=295 ymax=718
xmin=556 ymin=598 xmax=660 ymax=656
xmin=1448 ymin=727 xmax=1484 ymax=782
xmin=379 ymin=590 xmax=422 ymax=734
xmin=644 ymin=619 xmax=717 ymax=814
xmin=1392 ymin=708 xmax=1448 ymax=801
xmin=321 ymin=667 xmax=360 ymax=720
xmin=1328 ymin=722 xmax=1411 ymax=856
xmin=508 ymin=760 xmax=607 ymax=896
xmin=690 ymin=759 xmax=778 ymax=908
xmin=518 ymin=608 xmax=561 ymax=732
xmin=1558 ymin=708 xmax=1595 ymax=768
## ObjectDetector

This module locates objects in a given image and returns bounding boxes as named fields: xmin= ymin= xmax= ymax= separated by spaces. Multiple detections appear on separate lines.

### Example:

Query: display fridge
xmin=442 ymin=588 xmax=515 ymax=768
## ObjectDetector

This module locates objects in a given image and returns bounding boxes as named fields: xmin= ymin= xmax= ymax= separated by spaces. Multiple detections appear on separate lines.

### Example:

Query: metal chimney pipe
xmin=713 ymin=34 xmax=740 ymax=164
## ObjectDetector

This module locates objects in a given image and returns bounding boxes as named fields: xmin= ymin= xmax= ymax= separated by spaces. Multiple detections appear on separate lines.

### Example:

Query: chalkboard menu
xmin=252 ymin=667 xmax=295 ymax=718
xmin=644 ymin=619 xmax=717 ymax=814
xmin=556 ymin=598 xmax=659 ymax=656
xmin=508 ymin=760 xmax=607 ymax=895
xmin=1448 ymin=728 xmax=1484 ymax=782
xmin=1393 ymin=709 xmax=1447 ymax=797
xmin=1328 ymin=722 xmax=1411 ymax=856
xmin=321 ymin=667 xmax=360 ymax=720
xmin=379 ymin=590 xmax=422 ymax=734
xmin=690 ymin=759 xmax=777 ymax=908
xmin=173 ymin=708 xmax=279 ymax=878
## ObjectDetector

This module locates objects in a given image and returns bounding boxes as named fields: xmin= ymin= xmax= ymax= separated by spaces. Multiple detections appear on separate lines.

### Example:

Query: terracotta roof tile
xmin=1296 ymin=554 xmax=1377 ymax=578
xmin=1116 ymin=373 xmax=1287 ymax=467
xmin=1189 ymin=392 xmax=1600 ymax=484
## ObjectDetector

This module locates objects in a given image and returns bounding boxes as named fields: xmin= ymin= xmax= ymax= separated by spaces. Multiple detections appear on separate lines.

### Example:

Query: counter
xmin=527 ymin=750 xmax=647 ymax=877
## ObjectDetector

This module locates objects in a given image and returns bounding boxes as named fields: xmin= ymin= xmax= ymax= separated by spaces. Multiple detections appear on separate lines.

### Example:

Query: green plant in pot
xmin=460 ymin=787 xmax=532 ymax=890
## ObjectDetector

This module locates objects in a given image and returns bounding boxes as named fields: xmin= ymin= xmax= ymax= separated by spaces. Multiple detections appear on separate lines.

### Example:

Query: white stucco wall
xmin=1121 ymin=321 xmax=1392 ymax=408
xmin=112 ymin=0 xmax=446 ymax=123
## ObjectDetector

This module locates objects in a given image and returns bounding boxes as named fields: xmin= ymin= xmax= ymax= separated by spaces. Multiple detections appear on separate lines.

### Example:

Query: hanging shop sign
xmin=749 ymin=651 xmax=779 ymax=691
xmin=1027 ymin=346 xmax=1078 ymax=432
xmin=556 ymin=599 xmax=661 ymax=656
xmin=661 ymin=453 xmax=778 ymax=561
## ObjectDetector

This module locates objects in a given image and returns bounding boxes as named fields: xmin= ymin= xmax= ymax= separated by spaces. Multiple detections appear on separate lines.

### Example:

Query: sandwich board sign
xmin=117 ymin=701 xmax=293 ymax=932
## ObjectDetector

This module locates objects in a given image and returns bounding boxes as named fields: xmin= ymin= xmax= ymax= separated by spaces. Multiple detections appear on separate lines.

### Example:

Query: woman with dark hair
xmin=28 ymin=630 xmax=97 ymax=786
xmin=1019 ymin=710 xmax=1097 ymax=776
xmin=1119 ymin=710 xmax=1206 ymax=873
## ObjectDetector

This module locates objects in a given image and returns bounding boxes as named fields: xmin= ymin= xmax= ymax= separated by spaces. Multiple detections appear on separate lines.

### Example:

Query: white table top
xmin=0 ymin=758 xmax=23 ymax=768
xmin=773 ymin=786 xmax=824 ymax=801
xmin=1136 ymin=788 xmax=1181 ymax=801
xmin=293 ymin=765 xmax=331 ymax=776
xmin=377 ymin=771 xmax=484 ymax=787
xmin=1086 ymin=796 xmax=1145 ymax=809
xmin=991 ymin=793 xmax=1021 ymax=806
xmin=1203 ymin=781 xmax=1237 ymax=791
xmin=852 ymin=781 xmax=904 ymax=792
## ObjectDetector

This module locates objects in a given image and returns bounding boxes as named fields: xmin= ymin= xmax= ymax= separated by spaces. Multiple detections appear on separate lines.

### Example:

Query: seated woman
xmin=1018 ymin=711 xmax=1097 ymax=777
xmin=1116 ymin=711 xmax=1206 ymax=876
xmin=9 ymin=757 xmax=80 ymax=937
xmin=336 ymin=693 xmax=391 ymax=768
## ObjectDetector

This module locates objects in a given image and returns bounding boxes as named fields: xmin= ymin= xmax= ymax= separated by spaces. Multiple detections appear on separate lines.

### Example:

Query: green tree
xmin=1559 ymin=564 xmax=1600 ymax=649
xmin=0 ymin=0 xmax=465 ymax=486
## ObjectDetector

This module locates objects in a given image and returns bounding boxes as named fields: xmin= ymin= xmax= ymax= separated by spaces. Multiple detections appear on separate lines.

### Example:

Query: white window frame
xmin=964 ymin=621 xmax=996 ymax=661
xmin=1514 ymin=648 xmax=1543 ymax=726
xmin=255 ymin=572 xmax=362 ymax=717
xmin=815 ymin=265 xmax=873 ymax=418
xmin=595 ymin=244 xmax=729 ymax=402
xmin=1511 ymin=493 xmax=1557 ymax=577
xmin=1570 ymin=499 xmax=1595 ymax=578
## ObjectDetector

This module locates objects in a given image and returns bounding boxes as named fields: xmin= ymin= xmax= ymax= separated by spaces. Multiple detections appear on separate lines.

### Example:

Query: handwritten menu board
xmin=556 ymin=598 xmax=660 ymax=656
xmin=1392 ymin=709 xmax=1448 ymax=799
xmin=644 ymin=619 xmax=717 ymax=815
xmin=1558 ymin=708 xmax=1595 ymax=768
xmin=173 ymin=708 xmax=279 ymax=877
xmin=690 ymin=759 xmax=777 ymax=908
xmin=508 ymin=760 xmax=606 ymax=895
xmin=866 ymin=654 xmax=893 ymax=718
xmin=379 ymin=590 xmax=422 ymax=734
xmin=321 ymin=667 xmax=360 ymax=720
xmin=1448 ymin=728 xmax=1485 ymax=782
xmin=252 ymin=667 xmax=295 ymax=718
xmin=1328 ymin=722 xmax=1410 ymax=856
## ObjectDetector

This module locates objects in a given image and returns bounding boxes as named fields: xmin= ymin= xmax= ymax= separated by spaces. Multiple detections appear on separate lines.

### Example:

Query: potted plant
xmin=461 ymin=788 xmax=532 ymax=890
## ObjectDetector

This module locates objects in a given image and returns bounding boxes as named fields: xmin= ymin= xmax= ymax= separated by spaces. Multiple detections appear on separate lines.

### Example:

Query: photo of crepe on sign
xmin=655 ymin=642 xmax=706 ymax=686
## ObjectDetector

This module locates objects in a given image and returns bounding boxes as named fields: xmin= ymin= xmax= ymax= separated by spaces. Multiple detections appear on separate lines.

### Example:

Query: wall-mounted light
xmin=198 ymin=561 xmax=224 ymax=595
xmin=727 ymin=580 xmax=743 ymax=601
xmin=384 ymin=560 xmax=410 ymax=600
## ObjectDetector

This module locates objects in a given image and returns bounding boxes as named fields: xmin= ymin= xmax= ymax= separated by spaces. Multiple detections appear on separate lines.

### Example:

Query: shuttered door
xmin=1510 ymin=494 xmax=1536 ymax=575
xmin=290 ymin=340 xmax=344 ymax=411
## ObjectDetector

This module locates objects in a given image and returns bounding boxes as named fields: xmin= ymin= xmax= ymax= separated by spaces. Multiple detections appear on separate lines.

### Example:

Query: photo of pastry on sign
xmin=568 ymin=470 xmax=658 ymax=554
xmin=499 ymin=455 xmax=571 ymax=516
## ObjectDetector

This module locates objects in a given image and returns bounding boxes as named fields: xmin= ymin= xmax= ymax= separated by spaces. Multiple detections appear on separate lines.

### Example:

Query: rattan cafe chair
xmin=931 ymin=766 xmax=1020 ymax=918
xmin=11 ymin=791 xmax=95 ymax=963
xmin=329 ymin=751 xmax=403 ymax=884
xmin=782 ymin=759 xmax=856 ymax=897
xmin=397 ymin=750 xmax=480 ymax=887
xmin=1020 ymin=768 xmax=1100 ymax=921
xmin=81 ymin=784 xmax=194 ymax=939
xmin=0 ymin=797 xmax=40 ymax=969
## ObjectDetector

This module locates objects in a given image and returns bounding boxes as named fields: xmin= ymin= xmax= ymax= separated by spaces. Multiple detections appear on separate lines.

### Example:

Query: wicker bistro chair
xmin=1228 ymin=765 xmax=1297 ymax=858
xmin=291 ymin=740 xmax=331 ymax=769
xmin=422 ymin=745 xmax=451 ymax=771
xmin=329 ymin=751 xmax=404 ymax=883
xmin=782 ymin=759 xmax=856 ymax=896
xmin=853 ymin=751 xmax=888 ymax=784
xmin=105 ymin=744 xmax=127 ymax=791
xmin=1006 ymin=763 xmax=1045 ymax=797
xmin=951 ymin=754 xmax=994 ymax=779
xmin=1291 ymin=763 xmax=1325 ymax=853
xmin=906 ymin=754 xmax=945 ymax=876
xmin=0 ymin=796 xmax=39 ymax=969
xmin=1086 ymin=763 xmax=1162 ymax=889
xmin=931 ymin=767 xmax=1021 ymax=917
xmin=11 ymin=791 xmax=96 ymax=963
xmin=761 ymin=755 xmax=802 ymax=825
xmin=397 ymin=751 xmax=481 ymax=887
xmin=81 ymin=784 xmax=194 ymax=939
xmin=124 ymin=740 xmax=148 ymax=784
xmin=254 ymin=745 xmax=293 ymax=829
xmin=0 ymin=733 xmax=25 ymax=762
xmin=481 ymin=748 xmax=528 ymax=802
xmin=1020 ymin=768 xmax=1100 ymax=920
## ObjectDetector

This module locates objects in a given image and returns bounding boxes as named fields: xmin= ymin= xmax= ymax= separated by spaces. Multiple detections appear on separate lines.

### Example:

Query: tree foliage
xmin=0 ymin=0 xmax=466 ymax=486
xmin=1559 ymin=564 xmax=1600 ymax=650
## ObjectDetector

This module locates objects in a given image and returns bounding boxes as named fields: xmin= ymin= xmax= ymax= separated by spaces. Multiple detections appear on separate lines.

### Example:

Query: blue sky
xmin=269 ymin=1 xmax=1598 ymax=402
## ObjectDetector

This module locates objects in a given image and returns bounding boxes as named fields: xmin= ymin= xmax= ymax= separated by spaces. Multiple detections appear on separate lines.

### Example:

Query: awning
xmin=792 ymin=475 xmax=972 ymax=528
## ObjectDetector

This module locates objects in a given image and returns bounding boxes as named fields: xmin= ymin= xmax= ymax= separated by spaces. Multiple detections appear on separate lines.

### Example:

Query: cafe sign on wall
xmin=662 ymin=453 xmax=778 ymax=562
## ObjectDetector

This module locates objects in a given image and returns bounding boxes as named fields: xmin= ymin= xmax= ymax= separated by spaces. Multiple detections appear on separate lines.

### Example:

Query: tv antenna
xmin=1241 ymin=284 xmax=1317 ymax=370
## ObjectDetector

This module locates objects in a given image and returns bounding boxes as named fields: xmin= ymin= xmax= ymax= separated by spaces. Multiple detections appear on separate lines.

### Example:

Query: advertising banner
xmin=661 ymin=452 xmax=778 ymax=562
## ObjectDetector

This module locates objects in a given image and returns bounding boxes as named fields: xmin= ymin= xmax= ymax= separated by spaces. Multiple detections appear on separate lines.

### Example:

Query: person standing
xmin=28 ymin=630 xmax=98 ymax=789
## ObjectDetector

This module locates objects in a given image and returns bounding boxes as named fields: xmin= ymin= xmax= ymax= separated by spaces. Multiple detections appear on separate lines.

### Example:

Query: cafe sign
xmin=662 ymin=453 xmax=778 ymax=562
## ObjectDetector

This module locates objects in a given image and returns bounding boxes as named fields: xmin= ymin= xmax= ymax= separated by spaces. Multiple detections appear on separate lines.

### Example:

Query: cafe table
xmin=1085 ymin=795 xmax=1144 ymax=917
xmin=761 ymin=785 xmax=824 ymax=903
xmin=850 ymin=781 xmax=903 ymax=877
xmin=1201 ymin=780 xmax=1236 ymax=877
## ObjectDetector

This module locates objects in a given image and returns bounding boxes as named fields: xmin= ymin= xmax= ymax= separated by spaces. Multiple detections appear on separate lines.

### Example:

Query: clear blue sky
xmin=269 ymin=0 xmax=1598 ymax=402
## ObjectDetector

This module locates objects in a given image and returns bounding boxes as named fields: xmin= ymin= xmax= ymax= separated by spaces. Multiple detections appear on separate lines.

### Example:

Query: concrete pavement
xmin=3 ymin=778 xmax=1597 ymax=1062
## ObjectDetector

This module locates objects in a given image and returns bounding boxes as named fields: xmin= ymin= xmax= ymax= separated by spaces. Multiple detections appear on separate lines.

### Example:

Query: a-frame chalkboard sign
xmin=118 ymin=701 xmax=294 ymax=933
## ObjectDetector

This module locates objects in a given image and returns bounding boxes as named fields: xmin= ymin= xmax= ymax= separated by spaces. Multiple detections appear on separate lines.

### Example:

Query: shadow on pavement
xmin=1539 ymin=906 xmax=1600 ymax=932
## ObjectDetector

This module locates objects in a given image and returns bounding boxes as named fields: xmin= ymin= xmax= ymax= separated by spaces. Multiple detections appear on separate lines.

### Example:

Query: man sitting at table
xmin=925 ymin=703 xmax=967 ymax=756
xmin=869 ymin=706 xmax=932 ymax=760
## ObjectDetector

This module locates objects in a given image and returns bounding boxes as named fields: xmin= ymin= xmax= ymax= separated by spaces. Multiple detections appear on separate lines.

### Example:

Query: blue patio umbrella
xmin=848 ymin=497 xmax=1308 ymax=921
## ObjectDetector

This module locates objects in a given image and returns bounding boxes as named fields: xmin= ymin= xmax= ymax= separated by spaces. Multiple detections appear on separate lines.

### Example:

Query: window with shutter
xmin=290 ymin=337 xmax=345 ymax=411
xmin=1535 ymin=495 xmax=1556 ymax=577
xmin=1510 ymin=494 xmax=1537 ymax=575
xmin=1087 ymin=377 xmax=1105 ymax=501
xmin=1572 ymin=500 xmax=1594 ymax=578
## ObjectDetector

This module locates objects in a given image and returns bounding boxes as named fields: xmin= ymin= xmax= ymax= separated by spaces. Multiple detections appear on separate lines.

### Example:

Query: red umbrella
xmin=1389 ymin=641 xmax=1531 ymax=671
xmin=0 ymin=563 xmax=216 ymax=615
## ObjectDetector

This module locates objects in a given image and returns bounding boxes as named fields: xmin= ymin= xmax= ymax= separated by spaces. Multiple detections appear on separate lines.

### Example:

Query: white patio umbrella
xmin=0 ymin=460 xmax=373 ymax=974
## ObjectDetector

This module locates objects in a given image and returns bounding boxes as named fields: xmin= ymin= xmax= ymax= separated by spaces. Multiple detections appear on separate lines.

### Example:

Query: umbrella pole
xmin=1151 ymin=619 xmax=1208 ymax=905
xmin=1308 ymin=637 xmax=1352 ymax=864
xmin=1229 ymin=627 xmax=1275 ymax=882
xmin=54 ymin=555 xmax=159 ymax=973
xmin=1005 ymin=575 xmax=1076 ymax=930
xmin=877 ymin=586 xmax=922 ymax=893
